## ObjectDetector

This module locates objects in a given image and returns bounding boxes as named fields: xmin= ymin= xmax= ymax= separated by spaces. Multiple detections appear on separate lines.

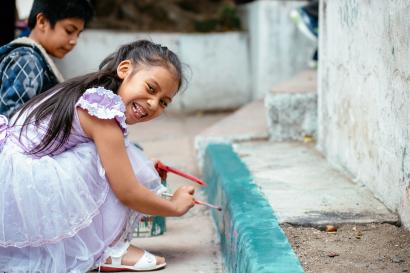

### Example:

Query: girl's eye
xmin=160 ymin=99 xmax=168 ymax=108
xmin=65 ymin=29 xmax=74 ymax=35
xmin=147 ymin=84 xmax=155 ymax=94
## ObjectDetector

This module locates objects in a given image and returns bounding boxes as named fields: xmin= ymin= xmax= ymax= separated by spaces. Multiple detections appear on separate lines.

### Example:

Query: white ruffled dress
xmin=0 ymin=87 xmax=165 ymax=272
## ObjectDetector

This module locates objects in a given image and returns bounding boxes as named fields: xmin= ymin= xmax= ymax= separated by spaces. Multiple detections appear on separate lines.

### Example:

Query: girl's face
xmin=117 ymin=61 xmax=179 ymax=124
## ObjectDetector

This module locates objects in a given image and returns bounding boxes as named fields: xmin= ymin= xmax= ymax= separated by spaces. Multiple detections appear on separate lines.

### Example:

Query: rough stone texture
xmin=265 ymin=70 xmax=317 ymax=141
xmin=318 ymin=0 xmax=410 ymax=228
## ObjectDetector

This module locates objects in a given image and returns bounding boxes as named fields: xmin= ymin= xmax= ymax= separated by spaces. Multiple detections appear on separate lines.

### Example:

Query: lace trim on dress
xmin=76 ymin=87 xmax=128 ymax=135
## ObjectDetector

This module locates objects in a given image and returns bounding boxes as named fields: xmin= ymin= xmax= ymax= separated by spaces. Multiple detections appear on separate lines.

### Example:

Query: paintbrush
xmin=161 ymin=192 xmax=222 ymax=211
xmin=155 ymin=161 xmax=207 ymax=186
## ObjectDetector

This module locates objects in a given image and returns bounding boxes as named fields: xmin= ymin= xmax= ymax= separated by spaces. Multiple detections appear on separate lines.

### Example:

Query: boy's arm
xmin=0 ymin=49 xmax=45 ymax=116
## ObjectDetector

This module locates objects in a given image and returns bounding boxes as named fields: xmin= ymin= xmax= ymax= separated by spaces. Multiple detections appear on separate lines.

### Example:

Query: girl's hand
xmin=170 ymin=186 xmax=195 ymax=216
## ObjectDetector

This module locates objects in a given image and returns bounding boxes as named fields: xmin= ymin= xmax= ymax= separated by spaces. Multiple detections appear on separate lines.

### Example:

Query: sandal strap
xmin=133 ymin=250 xmax=157 ymax=269
xmin=105 ymin=241 xmax=130 ymax=266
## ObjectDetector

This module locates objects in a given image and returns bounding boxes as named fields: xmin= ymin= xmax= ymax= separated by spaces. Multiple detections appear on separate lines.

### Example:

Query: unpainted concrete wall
xmin=240 ymin=0 xmax=316 ymax=99
xmin=318 ymin=0 xmax=410 ymax=227
xmin=56 ymin=31 xmax=251 ymax=112
xmin=56 ymin=1 xmax=316 ymax=112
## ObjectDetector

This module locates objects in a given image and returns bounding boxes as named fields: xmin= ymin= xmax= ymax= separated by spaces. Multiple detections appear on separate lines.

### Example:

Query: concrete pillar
xmin=318 ymin=0 xmax=410 ymax=228
xmin=240 ymin=0 xmax=316 ymax=99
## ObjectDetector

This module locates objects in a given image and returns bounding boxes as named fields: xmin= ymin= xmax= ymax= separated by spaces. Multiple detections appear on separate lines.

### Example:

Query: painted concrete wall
xmin=240 ymin=0 xmax=317 ymax=99
xmin=56 ymin=31 xmax=251 ymax=112
xmin=318 ymin=0 xmax=410 ymax=227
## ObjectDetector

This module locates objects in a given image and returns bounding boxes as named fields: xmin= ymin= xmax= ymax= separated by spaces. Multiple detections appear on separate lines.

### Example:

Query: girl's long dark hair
xmin=13 ymin=40 xmax=184 ymax=156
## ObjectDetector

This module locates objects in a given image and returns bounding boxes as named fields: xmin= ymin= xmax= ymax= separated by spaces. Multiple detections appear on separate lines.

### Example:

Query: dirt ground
xmin=282 ymin=223 xmax=410 ymax=273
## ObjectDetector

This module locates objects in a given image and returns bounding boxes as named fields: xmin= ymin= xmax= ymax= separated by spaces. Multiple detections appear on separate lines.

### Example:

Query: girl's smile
xmin=131 ymin=102 xmax=148 ymax=120
xmin=117 ymin=61 xmax=179 ymax=124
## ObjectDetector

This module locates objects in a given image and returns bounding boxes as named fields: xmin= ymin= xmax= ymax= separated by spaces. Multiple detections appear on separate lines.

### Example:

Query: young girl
xmin=0 ymin=40 xmax=195 ymax=272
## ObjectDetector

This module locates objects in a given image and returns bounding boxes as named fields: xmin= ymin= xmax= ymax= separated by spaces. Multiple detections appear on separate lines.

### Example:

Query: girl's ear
xmin=117 ymin=60 xmax=132 ymax=80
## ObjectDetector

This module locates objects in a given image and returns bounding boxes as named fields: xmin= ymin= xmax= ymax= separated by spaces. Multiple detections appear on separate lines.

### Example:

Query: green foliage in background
xmin=195 ymin=4 xmax=241 ymax=32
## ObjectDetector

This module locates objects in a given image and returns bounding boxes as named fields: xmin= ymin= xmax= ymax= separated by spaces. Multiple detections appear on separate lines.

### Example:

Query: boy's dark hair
xmin=14 ymin=40 xmax=185 ymax=156
xmin=28 ymin=0 xmax=94 ymax=29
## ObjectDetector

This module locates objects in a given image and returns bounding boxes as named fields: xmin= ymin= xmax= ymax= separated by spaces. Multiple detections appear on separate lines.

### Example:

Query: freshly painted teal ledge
xmin=203 ymin=144 xmax=304 ymax=273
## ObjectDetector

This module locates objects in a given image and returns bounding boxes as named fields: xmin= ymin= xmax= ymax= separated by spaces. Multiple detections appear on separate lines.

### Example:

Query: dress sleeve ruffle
xmin=76 ymin=87 xmax=127 ymax=134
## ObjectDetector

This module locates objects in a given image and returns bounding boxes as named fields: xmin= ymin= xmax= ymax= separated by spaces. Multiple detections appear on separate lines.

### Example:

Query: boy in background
xmin=0 ymin=0 xmax=93 ymax=117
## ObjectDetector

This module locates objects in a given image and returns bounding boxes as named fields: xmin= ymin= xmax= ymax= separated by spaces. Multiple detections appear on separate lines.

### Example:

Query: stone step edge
xmin=203 ymin=143 xmax=305 ymax=273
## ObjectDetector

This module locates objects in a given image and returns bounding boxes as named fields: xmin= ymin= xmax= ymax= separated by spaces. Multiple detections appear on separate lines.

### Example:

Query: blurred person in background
xmin=290 ymin=0 xmax=319 ymax=68
xmin=0 ymin=0 xmax=16 ymax=46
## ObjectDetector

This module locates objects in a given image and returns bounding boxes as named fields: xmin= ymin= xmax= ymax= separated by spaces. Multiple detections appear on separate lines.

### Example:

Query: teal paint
xmin=204 ymin=144 xmax=304 ymax=273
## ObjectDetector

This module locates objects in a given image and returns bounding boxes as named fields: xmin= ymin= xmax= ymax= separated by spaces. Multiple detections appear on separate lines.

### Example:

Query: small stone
xmin=303 ymin=134 xmax=315 ymax=143
xmin=391 ymin=256 xmax=405 ymax=263
xmin=327 ymin=252 xmax=339 ymax=258
xmin=326 ymin=225 xmax=337 ymax=233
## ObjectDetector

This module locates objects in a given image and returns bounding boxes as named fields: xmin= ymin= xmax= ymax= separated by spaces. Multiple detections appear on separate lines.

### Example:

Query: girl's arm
xmin=78 ymin=108 xmax=195 ymax=216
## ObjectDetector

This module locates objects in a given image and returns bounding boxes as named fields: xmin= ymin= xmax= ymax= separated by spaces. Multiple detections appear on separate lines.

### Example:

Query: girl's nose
xmin=147 ymin=98 xmax=159 ymax=111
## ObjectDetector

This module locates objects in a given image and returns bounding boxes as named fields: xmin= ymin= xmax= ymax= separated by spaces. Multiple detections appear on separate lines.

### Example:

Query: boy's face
xmin=42 ymin=17 xmax=85 ymax=59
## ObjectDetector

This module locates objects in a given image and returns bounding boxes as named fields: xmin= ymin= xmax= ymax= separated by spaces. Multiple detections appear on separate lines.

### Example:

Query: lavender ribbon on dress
xmin=0 ymin=115 xmax=9 ymax=151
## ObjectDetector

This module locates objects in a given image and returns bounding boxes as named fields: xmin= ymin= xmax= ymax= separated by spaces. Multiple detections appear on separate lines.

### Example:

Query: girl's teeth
xmin=132 ymin=103 xmax=147 ymax=118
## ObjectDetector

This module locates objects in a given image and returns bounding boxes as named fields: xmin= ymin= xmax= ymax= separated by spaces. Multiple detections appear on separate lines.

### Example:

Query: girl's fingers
xmin=185 ymin=185 xmax=195 ymax=195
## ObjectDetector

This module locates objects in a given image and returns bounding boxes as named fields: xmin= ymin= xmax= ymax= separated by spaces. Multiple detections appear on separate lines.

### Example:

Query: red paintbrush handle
xmin=155 ymin=161 xmax=207 ymax=186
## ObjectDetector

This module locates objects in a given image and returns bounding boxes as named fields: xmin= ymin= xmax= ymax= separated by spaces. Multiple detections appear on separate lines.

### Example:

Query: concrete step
xmin=233 ymin=141 xmax=398 ymax=226
xmin=195 ymin=69 xmax=397 ymax=272
xmin=201 ymin=140 xmax=398 ymax=273
xmin=203 ymin=143 xmax=305 ymax=273
xmin=195 ymin=99 xmax=269 ymax=168
xmin=265 ymin=69 xmax=317 ymax=141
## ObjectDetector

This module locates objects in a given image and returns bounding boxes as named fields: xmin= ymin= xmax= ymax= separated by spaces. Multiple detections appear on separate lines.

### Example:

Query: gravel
xmin=282 ymin=223 xmax=410 ymax=273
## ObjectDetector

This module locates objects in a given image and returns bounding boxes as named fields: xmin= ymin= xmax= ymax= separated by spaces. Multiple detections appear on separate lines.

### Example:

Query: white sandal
xmin=99 ymin=243 xmax=166 ymax=272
